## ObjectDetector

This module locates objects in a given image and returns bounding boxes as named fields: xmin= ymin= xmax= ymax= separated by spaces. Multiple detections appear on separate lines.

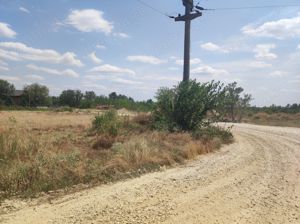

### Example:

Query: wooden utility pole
xmin=175 ymin=0 xmax=202 ymax=81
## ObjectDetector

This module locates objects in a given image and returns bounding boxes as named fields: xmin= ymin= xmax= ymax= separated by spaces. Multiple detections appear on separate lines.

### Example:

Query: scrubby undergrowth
xmin=243 ymin=112 xmax=300 ymax=128
xmin=0 ymin=110 xmax=233 ymax=201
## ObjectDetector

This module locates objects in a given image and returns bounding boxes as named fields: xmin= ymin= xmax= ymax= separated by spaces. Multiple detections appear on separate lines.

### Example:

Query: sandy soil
xmin=0 ymin=123 xmax=299 ymax=224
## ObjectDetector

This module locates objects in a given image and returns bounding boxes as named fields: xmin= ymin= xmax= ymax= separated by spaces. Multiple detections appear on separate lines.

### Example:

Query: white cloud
xmin=289 ymin=79 xmax=300 ymax=84
xmin=19 ymin=7 xmax=30 ymax=14
xmin=298 ymin=44 xmax=300 ymax=50
xmin=0 ymin=75 xmax=20 ymax=82
xmin=190 ymin=58 xmax=202 ymax=65
xmin=209 ymin=60 xmax=272 ymax=75
xmin=191 ymin=65 xmax=228 ymax=76
xmin=242 ymin=14 xmax=300 ymax=39
xmin=26 ymin=74 xmax=44 ymax=81
xmin=65 ymin=9 xmax=113 ymax=34
xmin=247 ymin=61 xmax=272 ymax=68
xmin=254 ymin=44 xmax=277 ymax=60
xmin=169 ymin=56 xmax=178 ymax=60
xmin=89 ymin=64 xmax=135 ymax=75
xmin=85 ymin=75 xmax=142 ymax=85
xmin=82 ymin=82 xmax=108 ymax=91
xmin=89 ymin=52 xmax=102 ymax=64
xmin=27 ymin=64 xmax=79 ymax=78
xmin=0 ymin=60 xmax=7 ymax=66
xmin=113 ymin=32 xmax=130 ymax=38
xmin=0 ymin=42 xmax=83 ymax=66
xmin=142 ymin=75 xmax=181 ymax=82
xmin=175 ymin=59 xmax=183 ymax=65
xmin=96 ymin=44 xmax=106 ymax=50
xmin=127 ymin=55 xmax=165 ymax=65
xmin=269 ymin=70 xmax=287 ymax=77
xmin=0 ymin=65 xmax=9 ymax=71
xmin=175 ymin=58 xmax=202 ymax=65
xmin=280 ymin=88 xmax=300 ymax=93
xmin=0 ymin=22 xmax=17 ymax=38
xmin=111 ymin=77 xmax=142 ymax=85
xmin=84 ymin=75 xmax=106 ymax=81
xmin=201 ymin=42 xmax=228 ymax=53
xmin=0 ymin=48 xmax=21 ymax=61
xmin=168 ymin=67 xmax=179 ymax=71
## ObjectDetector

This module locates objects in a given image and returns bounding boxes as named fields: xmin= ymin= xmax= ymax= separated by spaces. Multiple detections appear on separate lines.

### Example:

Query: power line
xmin=134 ymin=0 xmax=172 ymax=18
xmin=200 ymin=4 xmax=300 ymax=11
xmin=134 ymin=1 xmax=300 ymax=18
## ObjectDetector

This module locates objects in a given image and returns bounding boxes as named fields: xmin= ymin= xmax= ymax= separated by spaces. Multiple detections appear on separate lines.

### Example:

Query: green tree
xmin=109 ymin=92 xmax=117 ymax=100
xmin=0 ymin=79 xmax=15 ymax=106
xmin=236 ymin=94 xmax=252 ymax=122
xmin=59 ymin=90 xmax=83 ymax=107
xmin=23 ymin=83 xmax=50 ymax=107
xmin=173 ymin=80 xmax=225 ymax=130
xmin=153 ymin=80 xmax=225 ymax=131
xmin=222 ymin=82 xmax=252 ymax=122
xmin=80 ymin=91 xmax=97 ymax=108
xmin=84 ymin=91 xmax=96 ymax=101
xmin=51 ymin=96 xmax=60 ymax=106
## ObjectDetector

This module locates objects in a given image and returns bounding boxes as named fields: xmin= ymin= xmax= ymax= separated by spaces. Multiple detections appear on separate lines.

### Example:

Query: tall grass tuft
xmin=92 ymin=110 xmax=121 ymax=136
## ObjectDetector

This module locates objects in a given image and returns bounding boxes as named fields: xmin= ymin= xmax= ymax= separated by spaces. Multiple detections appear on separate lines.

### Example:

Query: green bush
xmin=92 ymin=110 xmax=121 ymax=136
xmin=153 ymin=80 xmax=225 ymax=131
xmin=192 ymin=125 xmax=233 ymax=143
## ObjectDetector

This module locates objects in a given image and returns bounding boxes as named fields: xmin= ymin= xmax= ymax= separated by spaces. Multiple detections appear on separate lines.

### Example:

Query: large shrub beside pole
xmin=153 ymin=80 xmax=225 ymax=131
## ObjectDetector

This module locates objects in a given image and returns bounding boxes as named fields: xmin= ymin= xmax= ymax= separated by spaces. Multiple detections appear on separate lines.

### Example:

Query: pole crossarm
xmin=174 ymin=12 xmax=202 ymax=22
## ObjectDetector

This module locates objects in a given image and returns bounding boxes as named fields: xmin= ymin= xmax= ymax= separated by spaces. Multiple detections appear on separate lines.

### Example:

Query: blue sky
xmin=0 ymin=0 xmax=300 ymax=106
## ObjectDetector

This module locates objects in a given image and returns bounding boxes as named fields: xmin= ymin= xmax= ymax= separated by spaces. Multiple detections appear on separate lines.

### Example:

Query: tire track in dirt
xmin=0 ymin=124 xmax=299 ymax=224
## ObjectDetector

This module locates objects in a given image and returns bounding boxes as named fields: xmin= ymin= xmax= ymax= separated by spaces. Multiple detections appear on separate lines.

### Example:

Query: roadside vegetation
xmin=0 ymin=79 xmax=237 ymax=201
xmin=243 ymin=111 xmax=300 ymax=128
xmin=0 ymin=110 xmax=232 ymax=201
xmin=241 ymin=103 xmax=300 ymax=127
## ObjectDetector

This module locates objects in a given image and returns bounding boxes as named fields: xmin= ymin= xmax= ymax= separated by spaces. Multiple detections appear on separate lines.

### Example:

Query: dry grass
xmin=131 ymin=112 xmax=152 ymax=125
xmin=243 ymin=112 xmax=300 ymax=128
xmin=0 ymin=110 xmax=232 ymax=200
xmin=0 ymin=111 xmax=93 ymax=131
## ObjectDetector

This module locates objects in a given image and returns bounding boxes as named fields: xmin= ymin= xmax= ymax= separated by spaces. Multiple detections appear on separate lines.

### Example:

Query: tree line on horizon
xmin=0 ymin=79 xmax=154 ymax=111
xmin=1 ymin=78 xmax=299 ymax=118
xmin=249 ymin=104 xmax=300 ymax=114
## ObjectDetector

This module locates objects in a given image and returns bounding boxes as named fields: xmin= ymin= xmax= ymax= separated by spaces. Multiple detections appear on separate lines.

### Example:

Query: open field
xmin=0 ymin=110 xmax=231 ymax=201
xmin=243 ymin=112 xmax=300 ymax=128
xmin=0 ymin=123 xmax=299 ymax=223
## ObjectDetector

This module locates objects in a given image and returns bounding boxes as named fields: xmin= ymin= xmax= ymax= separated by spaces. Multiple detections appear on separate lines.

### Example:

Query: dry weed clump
xmin=102 ymin=131 xmax=219 ymax=175
xmin=92 ymin=135 xmax=116 ymax=149
xmin=131 ymin=113 xmax=152 ymax=126
xmin=182 ymin=141 xmax=210 ymax=159
xmin=109 ymin=138 xmax=161 ymax=170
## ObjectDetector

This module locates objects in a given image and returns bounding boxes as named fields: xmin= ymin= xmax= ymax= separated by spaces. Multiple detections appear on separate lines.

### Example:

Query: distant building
xmin=10 ymin=90 xmax=24 ymax=105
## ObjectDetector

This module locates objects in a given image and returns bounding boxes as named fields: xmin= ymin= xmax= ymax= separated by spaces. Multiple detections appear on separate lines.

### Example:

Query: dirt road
xmin=1 ymin=123 xmax=300 ymax=224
